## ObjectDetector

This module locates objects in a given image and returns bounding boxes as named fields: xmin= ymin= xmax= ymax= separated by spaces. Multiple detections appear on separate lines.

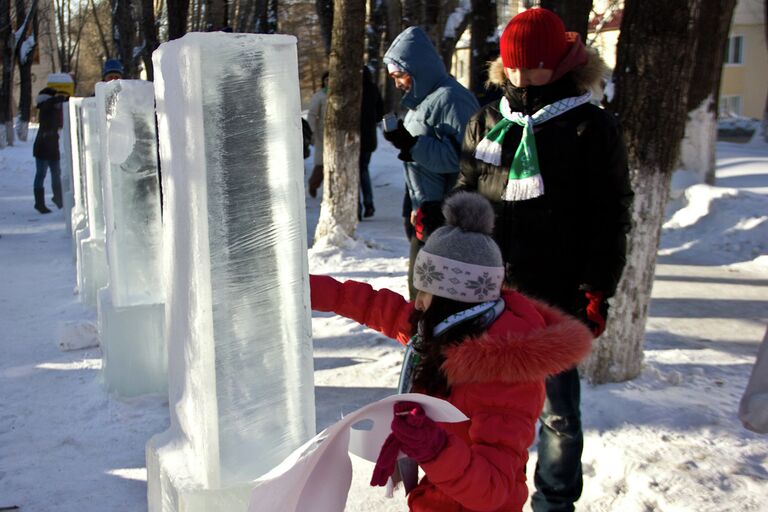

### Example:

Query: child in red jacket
xmin=310 ymin=192 xmax=593 ymax=511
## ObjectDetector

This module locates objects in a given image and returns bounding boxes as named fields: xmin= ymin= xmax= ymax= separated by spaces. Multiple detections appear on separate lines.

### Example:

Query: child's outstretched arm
xmin=309 ymin=275 xmax=413 ymax=345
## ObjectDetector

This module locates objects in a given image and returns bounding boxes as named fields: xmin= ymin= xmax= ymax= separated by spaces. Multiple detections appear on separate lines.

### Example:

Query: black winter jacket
xmin=456 ymin=54 xmax=633 ymax=315
xmin=33 ymin=93 xmax=66 ymax=160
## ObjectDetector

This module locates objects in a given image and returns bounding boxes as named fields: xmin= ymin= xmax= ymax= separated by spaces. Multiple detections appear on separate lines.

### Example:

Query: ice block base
xmin=79 ymin=237 xmax=108 ymax=308
xmin=99 ymin=289 xmax=166 ymax=397
xmin=147 ymin=435 xmax=254 ymax=512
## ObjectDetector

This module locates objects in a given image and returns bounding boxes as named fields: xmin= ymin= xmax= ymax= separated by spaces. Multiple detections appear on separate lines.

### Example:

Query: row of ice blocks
xmin=146 ymin=33 xmax=315 ymax=512
xmin=63 ymin=32 xmax=316 ymax=511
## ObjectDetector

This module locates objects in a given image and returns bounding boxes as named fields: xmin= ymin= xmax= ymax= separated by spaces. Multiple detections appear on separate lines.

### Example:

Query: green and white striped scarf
xmin=474 ymin=92 xmax=592 ymax=201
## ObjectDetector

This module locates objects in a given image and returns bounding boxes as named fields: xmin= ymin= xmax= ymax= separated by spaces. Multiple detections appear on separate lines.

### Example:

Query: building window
xmin=458 ymin=60 xmax=465 ymax=79
xmin=720 ymin=95 xmax=742 ymax=116
xmin=724 ymin=35 xmax=744 ymax=65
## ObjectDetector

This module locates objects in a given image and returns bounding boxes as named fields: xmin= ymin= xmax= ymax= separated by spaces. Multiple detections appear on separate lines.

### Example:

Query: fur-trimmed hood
xmin=441 ymin=295 xmax=593 ymax=386
xmin=486 ymin=45 xmax=607 ymax=97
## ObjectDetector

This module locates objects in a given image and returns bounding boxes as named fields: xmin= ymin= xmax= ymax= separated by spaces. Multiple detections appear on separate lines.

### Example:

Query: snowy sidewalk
xmin=1 ymin=136 xmax=767 ymax=511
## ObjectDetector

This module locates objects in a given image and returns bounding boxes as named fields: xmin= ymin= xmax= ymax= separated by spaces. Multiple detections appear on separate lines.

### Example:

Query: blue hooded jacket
xmin=384 ymin=27 xmax=479 ymax=208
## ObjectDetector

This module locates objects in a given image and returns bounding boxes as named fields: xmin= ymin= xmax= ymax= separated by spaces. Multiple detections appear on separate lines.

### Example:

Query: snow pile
xmin=660 ymin=184 xmax=767 ymax=269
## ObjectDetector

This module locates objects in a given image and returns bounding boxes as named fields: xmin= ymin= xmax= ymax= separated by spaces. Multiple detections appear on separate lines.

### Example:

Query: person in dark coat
xmin=456 ymin=8 xmax=634 ymax=511
xmin=359 ymin=65 xmax=384 ymax=219
xmin=32 ymin=87 xmax=68 ymax=214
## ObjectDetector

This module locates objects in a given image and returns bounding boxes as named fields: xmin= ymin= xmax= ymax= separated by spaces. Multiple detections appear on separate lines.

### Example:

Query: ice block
xmin=68 ymin=98 xmax=89 ymax=261
xmin=95 ymin=80 xmax=166 ymax=397
xmin=61 ymin=100 xmax=74 ymax=235
xmin=146 ymin=32 xmax=315 ymax=512
xmin=78 ymin=97 xmax=108 ymax=308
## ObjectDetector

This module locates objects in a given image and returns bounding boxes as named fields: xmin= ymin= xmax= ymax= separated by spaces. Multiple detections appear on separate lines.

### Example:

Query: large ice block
xmin=68 ymin=98 xmax=89 ymax=261
xmin=95 ymin=80 xmax=166 ymax=397
xmin=78 ymin=97 xmax=108 ymax=308
xmin=147 ymin=33 xmax=315 ymax=512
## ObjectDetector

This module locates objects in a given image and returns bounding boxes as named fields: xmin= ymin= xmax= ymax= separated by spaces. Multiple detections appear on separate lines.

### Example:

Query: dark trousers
xmin=359 ymin=151 xmax=373 ymax=209
xmin=531 ymin=366 xmax=584 ymax=512
xmin=34 ymin=158 xmax=61 ymax=191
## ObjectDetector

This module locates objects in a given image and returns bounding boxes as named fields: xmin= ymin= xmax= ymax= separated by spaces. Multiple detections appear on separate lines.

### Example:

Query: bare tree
xmin=762 ymin=2 xmax=768 ymax=142
xmin=112 ymin=0 xmax=139 ymax=77
xmin=167 ymin=0 xmax=189 ymax=39
xmin=1 ymin=0 xmax=15 ymax=147
xmin=539 ymin=0 xmax=592 ymax=40
xmin=679 ymin=0 xmax=737 ymax=184
xmin=468 ymin=0 xmax=496 ymax=100
xmin=313 ymin=0 xmax=364 ymax=243
xmin=88 ymin=0 xmax=112 ymax=59
xmin=54 ymin=0 xmax=88 ymax=72
xmin=205 ymin=0 xmax=228 ymax=29
xmin=382 ymin=0 xmax=402 ymax=112
xmin=440 ymin=0 xmax=469 ymax=69
xmin=584 ymin=0 xmax=704 ymax=383
xmin=15 ymin=0 xmax=39 ymax=141
xmin=254 ymin=0 xmax=277 ymax=33
xmin=315 ymin=0 xmax=332 ymax=54
xmin=139 ymin=0 xmax=159 ymax=80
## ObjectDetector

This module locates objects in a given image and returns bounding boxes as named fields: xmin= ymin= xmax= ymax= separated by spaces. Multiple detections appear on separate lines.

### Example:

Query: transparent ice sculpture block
xmin=94 ymin=80 xmax=166 ymax=397
xmin=147 ymin=32 xmax=315 ymax=512
xmin=78 ymin=98 xmax=108 ymax=308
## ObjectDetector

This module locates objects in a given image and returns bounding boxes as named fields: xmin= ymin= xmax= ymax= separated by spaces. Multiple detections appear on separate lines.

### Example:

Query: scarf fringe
xmin=501 ymin=174 xmax=545 ymax=201
xmin=474 ymin=138 xmax=503 ymax=166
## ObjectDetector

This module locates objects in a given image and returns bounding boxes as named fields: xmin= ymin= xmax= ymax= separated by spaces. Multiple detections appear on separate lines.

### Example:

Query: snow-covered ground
xmin=1 ymin=130 xmax=766 ymax=512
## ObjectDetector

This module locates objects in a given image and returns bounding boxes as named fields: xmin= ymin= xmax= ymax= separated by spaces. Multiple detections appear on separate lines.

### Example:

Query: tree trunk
xmin=401 ymin=0 xmax=421 ymax=27
xmin=167 ymin=0 xmax=190 ymax=40
xmin=469 ymin=0 xmax=496 ymax=100
xmin=0 ymin=0 xmax=15 ymax=147
xmin=112 ymin=0 xmax=138 ymax=77
xmin=762 ymin=0 xmax=767 ymax=142
xmin=90 ymin=0 xmax=113 ymax=60
xmin=366 ymin=0 xmax=382 ymax=71
xmin=539 ymin=0 xmax=592 ymax=41
xmin=440 ymin=0 xmax=469 ymax=70
xmin=680 ymin=0 xmax=736 ymax=185
xmin=313 ymin=0 xmax=364 ymax=243
xmin=205 ymin=0 xmax=228 ymax=30
xmin=383 ymin=0 xmax=402 ymax=113
xmin=16 ymin=0 xmax=38 ymax=142
xmin=583 ymin=0 xmax=703 ymax=384
xmin=140 ymin=0 xmax=159 ymax=80
xmin=315 ymin=0 xmax=333 ymax=55
xmin=255 ymin=0 xmax=277 ymax=33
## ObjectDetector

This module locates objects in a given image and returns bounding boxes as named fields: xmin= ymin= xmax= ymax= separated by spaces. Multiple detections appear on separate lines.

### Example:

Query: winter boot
xmin=34 ymin=188 xmax=52 ymax=214
xmin=51 ymin=183 xmax=63 ymax=209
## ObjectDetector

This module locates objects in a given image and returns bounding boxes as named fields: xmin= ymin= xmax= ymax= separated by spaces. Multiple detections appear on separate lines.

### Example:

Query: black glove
xmin=419 ymin=201 xmax=445 ymax=238
xmin=397 ymin=149 xmax=414 ymax=162
xmin=383 ymin=120 xmax=417 ymax=152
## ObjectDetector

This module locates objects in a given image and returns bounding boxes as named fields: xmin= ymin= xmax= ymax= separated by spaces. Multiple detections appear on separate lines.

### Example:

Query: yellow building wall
xmin=720 ymin=23 xmax=767 ymax=119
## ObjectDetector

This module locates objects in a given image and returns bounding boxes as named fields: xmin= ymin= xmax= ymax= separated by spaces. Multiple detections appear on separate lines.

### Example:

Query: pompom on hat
xmin=413 ymin=192 xmax=505 ymax=303
xmin=500 ymin=8 xmax=568 ymax=70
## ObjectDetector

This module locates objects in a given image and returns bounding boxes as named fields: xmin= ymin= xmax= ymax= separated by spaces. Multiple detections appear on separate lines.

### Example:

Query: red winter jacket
xmin=310 ymin=275 xmax=593 ymax=511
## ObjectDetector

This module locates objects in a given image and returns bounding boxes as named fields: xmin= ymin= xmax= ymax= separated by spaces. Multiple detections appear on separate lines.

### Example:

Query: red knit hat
xmin=500 ymin=8 xmax=567 ymax=70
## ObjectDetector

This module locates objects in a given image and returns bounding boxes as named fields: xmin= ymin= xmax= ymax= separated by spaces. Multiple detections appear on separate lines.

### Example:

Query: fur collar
xmin=486 ymin=46 xmax=607 ymax=98
xmin=440 ymin=299 xmax=593 ymax=385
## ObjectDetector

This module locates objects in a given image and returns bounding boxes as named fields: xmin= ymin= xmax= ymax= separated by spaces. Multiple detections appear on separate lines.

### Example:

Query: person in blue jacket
xmin=382 ymin=26 xmax=479 ymax=299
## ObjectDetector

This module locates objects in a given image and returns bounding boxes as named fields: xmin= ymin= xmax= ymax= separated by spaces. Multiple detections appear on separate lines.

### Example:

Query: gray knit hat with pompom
xmin=413 ymin=192 xmax=505 ymax=303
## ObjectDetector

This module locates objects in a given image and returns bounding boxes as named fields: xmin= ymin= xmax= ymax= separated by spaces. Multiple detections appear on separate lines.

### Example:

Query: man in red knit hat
xmin=456 ymin=8 xmax=634 ymax=511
